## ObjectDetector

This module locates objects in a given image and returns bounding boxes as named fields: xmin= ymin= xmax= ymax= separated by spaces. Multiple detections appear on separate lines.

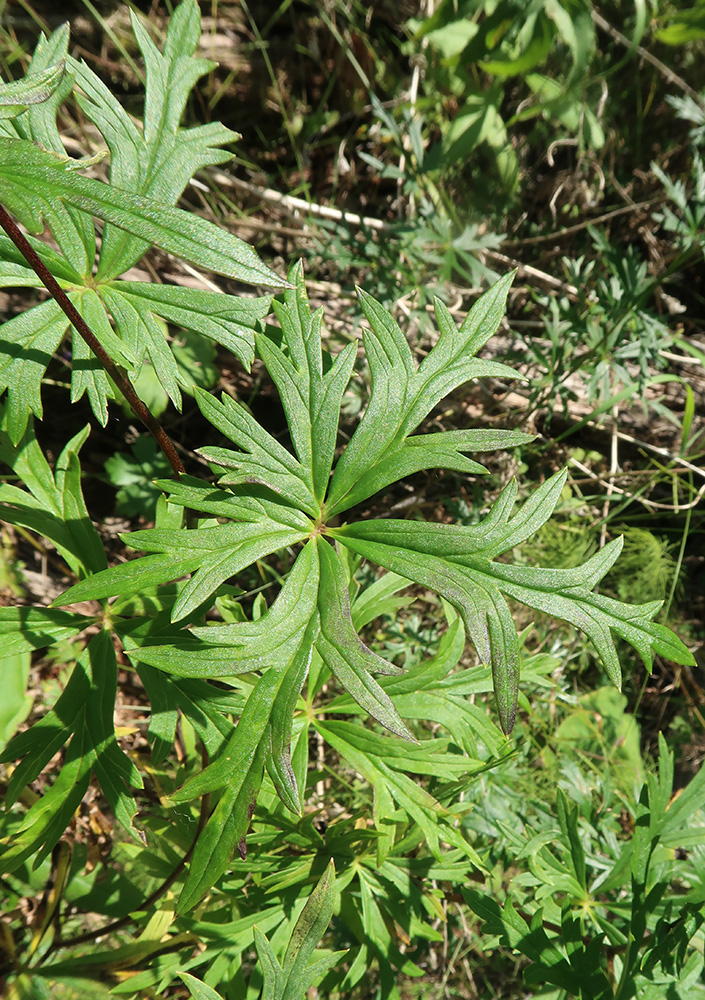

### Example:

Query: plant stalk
xmin=0 ymin=204 xmax=185 ymax=475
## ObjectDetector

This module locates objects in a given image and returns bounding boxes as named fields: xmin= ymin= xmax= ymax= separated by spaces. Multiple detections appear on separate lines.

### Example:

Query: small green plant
xmin=514 ymin=227 xmax=679 ymax=419
xmin=104 ymin=434 xmax=174 ymax=518
xmin=308 ymin=95 xmax=504 ymax=321
xmin=464 ymin=733 xmax=705 ymax=1000
xmin=0 ymin=4 xmax=698 ymax=998
xmin=406 ymin=0 xmax=603 ymax=204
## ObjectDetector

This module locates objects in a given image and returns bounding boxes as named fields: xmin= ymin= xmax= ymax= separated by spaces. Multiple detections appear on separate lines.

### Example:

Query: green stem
xmin=0 ymin=203 xmax=185 ymax=476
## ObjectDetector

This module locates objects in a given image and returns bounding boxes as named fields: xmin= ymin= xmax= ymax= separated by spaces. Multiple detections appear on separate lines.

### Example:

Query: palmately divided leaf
xmin=332 ymin=471 xmax=695 ymax=733
xmin=69 ymin=0 xmax=239 ymax=279
xmin=153 ymin=475 xmax=312 ymax=529
xmin=0 ymin=607 xmax=91 ymax=658
xmin=0 ymin=634 xmax=143 ymax=874
xmin=338 ymin=427 xmax=533 ymax=509
xmin=111 ymin=282 xmax=270 ymax=367
xmin=317 ymin=719 xmax=481 ymax=864
xmin=172 ymin=649 xmax=319 ymax=910
xmin=176 ymin=738 xmax=266 ymax=913
xmin=325 ymin=272 xmax=525 ymax=515
xmin=0 ymin=298 xmax=69 ymax=443
xmin=71 ymin=288 xmax=131 ymax=423
xmin=278 ymin=860 xmax=341 ymax=1000
xmin=0 ymin=416 xmax=107 ymax=577
xmin=0 ymin=231 xmax=81 ymax=284
xmin=101 ymin=284 xmax=184 ymax=409
xmin=0 ymin=25 xmax=96 ymax=275
xmin=327 ymin=614 xmax=509 ymax=759
xmin=0 ymin=11 xmax=283 ymax=426
xmin=265 ymin=614 xmax=320 ymax=815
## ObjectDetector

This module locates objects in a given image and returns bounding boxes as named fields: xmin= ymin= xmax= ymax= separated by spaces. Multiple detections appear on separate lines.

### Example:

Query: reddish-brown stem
xmin=0 ymin=203 xmax=185 ymax=475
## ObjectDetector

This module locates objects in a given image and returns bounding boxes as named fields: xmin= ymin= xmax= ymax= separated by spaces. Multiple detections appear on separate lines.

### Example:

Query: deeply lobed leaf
xmin=0 ymin=6 xmax=286 ymax=432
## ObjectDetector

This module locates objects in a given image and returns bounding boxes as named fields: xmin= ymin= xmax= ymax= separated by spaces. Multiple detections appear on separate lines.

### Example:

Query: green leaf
xmin=110 ymin=281 xmax=270 ymax=365
xmin=54 ymin=552 xmax=201 ymax=608
xmin=162 ymin=590 xmax=322 ymax=908
xmin=0 ymin=634 xmax=143 ymax=873
xmin=280 ymin=860 xmax=340 ymax=999
xmin=0 ymin=7 xmax=283 ymax=427
xmin=72 ymin=0 xmax=238 ymax=279
xmin=189 ymin=540 xmax=320 ymax=663
xmin=315 ymin=540 xmax=413 ymax=741
xmin=546 ymin=0 xmax=595 ymax=84
xmin=332 ymin=427 xmax=534 ymax=509
xmin=167 ymin=677 xmax=238 ymax=759
xmin=1 ymin=25 xmax=96 ymax=275
xmin=325 ymin=274 xmax=523 ymax=515
xmin=317 ymin=719 xmax=482 ymax=865
xmin=348 ymin=614 xmax=508 ymax=758
xmin=138 ymin=519 xmax=311 ymax=624
xmin=84 ymin=631 xmax=144 ymax=837
xmin=555 ymin=788 xmax=587 ymax=894
xmin=55 ymin=509 xmax=310 ymax=621
xmin=169 ymin=614 xmax=318 ymax=806
xmin=0 ymin=415 xmax=107 ymax=577
xmin=70 ymin=288 xmax=124 ymax=424
xmin=177 ymin=972 xmax=225 ymax=1000
xmin=53 ymin=424 xmax=109 ymax=576
xmin=253 ymin=862 xmax=344 ymax=1000
xmin=154 ymin=475 xmax=313 ymax=528
xmin=104 ymin=435 xmax=172 ymax=519
xmin=0 ymin=138 xmax=288 ymax=288
xmin=0 ymin=297 xmax=69 ymax=442
xmin=196 ymin=387 xmax=320 ymax=515
xmin=0 ymin=60 xmax=65 ymax=117
xmin=0 ymin=607 xmax=90 ymax=658
xmin=0 ymin=231 xmax=80 ymax=284
xmin=124 ymin=547 xmax=321 ymax=810
xmin=101 ymin=284 xmax=185 ymax=409
xmin=0 ymin=631 xmax=142 ymax=871
xmin=0 ymin=731 xmax=93 ymax=874
xmin=176 ymin=735 xmax=267 ymax=912
xmin=332 ymin=471 xmax=695 ymax=733
xmin=462 ymin=888 xmax=579 ymax=993
xmin=0 ymin=654 xmax=90 ymax=795
xmin=135 ymin=663 xmax=178 ymax=764
xmin=264 ymin=260 xmax=357 ymax=502
xmin=479 ymin=12 xmax=554 ymax=77
xmin=170 ymin=668 xmax=283 ymax=804
xmin=254 ymin=926 xmax=285 ymax=1000
xmin=265 ymin=615 xmax=319 ymax=814
xmin=0 ymin=652 xmax=32 ymax=750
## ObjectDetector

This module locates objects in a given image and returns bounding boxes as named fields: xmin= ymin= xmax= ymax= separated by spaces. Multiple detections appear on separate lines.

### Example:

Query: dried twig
xmin=616 ymin=430 xmax=705 ymax=482
xmin=503 ymin=198 xmax=664 ymax=247
xmin=217 ymin=174 xmax=585 ymax=300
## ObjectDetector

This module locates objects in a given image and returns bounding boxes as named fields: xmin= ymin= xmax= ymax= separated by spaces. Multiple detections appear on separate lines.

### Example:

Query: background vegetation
xmin=0 ymin=0 xmax=703 ymax=998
